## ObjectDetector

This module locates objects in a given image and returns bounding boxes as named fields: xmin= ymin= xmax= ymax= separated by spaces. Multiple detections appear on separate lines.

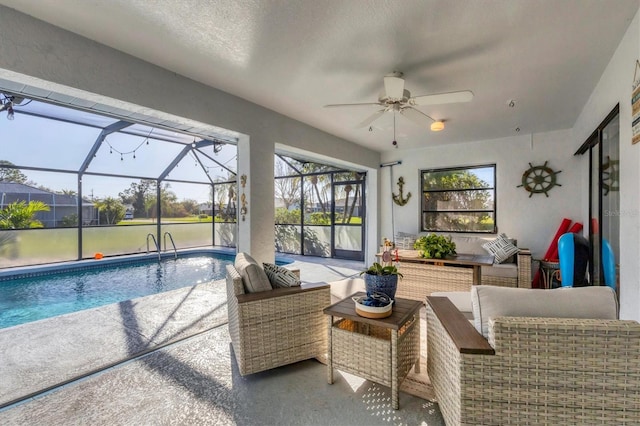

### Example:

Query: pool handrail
xmin=163 ymin=232 xmax=178 ymax=260
xmin=146 ymin=233 xmax=161 ymax=261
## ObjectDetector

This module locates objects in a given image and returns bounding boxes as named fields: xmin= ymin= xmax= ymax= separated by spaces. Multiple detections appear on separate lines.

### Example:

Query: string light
xmin=104 ymin=127 xmax=154 ymax=161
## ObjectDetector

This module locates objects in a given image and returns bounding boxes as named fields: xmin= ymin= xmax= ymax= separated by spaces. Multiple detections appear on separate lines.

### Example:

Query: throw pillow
xmin=482 ymin=233 xmax=519 ymax=264
xmin=262 ymin=263 xmax=301 ymax=288
xmin=234 ymin=252 xmax=272 ymax=293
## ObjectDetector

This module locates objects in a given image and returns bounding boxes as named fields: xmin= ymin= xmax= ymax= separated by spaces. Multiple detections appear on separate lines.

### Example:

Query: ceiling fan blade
xmin=324 ymin=102 xmax=383 ymax=108
xmin=356 ymin=109 xmax=387 ymax=128
xmin=399 ymin=107 xmax=434 ymax=128
xmin=384 ymin=75 xmax=405 ymax=100
xmin=411 ymin=90 xmax=474 ymax=106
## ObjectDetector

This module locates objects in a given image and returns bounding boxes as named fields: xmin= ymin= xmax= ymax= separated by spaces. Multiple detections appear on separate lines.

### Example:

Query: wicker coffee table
xmin=323 ymin=292 xmax=422 ymax=409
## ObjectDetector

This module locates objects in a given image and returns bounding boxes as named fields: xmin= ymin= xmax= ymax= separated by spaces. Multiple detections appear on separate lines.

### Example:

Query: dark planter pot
xmin=363 ymin=273 xmax=398 ymax=300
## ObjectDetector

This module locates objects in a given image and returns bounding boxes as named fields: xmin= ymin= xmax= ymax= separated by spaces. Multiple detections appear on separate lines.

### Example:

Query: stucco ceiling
xmin=1 ymin=0 xmax=638 ymax=152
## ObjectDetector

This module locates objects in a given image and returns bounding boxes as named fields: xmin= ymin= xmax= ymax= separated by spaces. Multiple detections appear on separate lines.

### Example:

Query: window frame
xmin=420 ymin=164 xmax=497 ymax=234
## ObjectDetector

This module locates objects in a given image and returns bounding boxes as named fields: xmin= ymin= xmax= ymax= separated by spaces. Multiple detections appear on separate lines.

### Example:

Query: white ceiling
xmin=1 ymin=0 xmax=638 ymax=152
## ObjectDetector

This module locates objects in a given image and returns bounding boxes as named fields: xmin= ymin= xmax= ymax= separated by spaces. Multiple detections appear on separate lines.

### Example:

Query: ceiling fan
xmin=324 ymin=71 xmax=473 ymax=131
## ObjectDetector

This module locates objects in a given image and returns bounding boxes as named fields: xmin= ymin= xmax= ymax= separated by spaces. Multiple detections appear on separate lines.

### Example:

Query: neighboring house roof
xmin=0 ymin=182 xmax=93 ymax=207
xmin=0 ymin=182 xmax=50 ymax=194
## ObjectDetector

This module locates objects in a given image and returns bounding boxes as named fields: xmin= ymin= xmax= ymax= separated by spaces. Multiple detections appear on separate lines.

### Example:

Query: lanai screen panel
xmin=3 ymin=108 xmax=100 ymax=170
xmin=163 ymin=142 xmax=236 ymax=183
xmin=86 ymin=131 xmax=185 ymax=178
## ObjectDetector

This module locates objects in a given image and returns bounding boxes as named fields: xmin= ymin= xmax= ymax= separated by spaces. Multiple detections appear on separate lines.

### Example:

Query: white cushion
xmin=234 ymin=253 xmax=272 ymax=293
xmin=482 ymin=233 xmax=519 ymax=264
xmin=481 ymin=263 xmax=517 ymax=278
xmin=471 ymin=286 xmax=618 ymax=338
xmin=450 ymin=235 xmax=491 ymax=255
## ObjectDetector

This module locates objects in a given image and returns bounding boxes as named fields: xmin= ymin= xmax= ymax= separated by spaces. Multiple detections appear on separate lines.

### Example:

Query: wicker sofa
xmin=392 ymin=233 xmax=532 ymax=301
xmin=426 ymin=286 xmax=640 ymax=425
xmin=226 ymin=261 xmax=330 ymax=376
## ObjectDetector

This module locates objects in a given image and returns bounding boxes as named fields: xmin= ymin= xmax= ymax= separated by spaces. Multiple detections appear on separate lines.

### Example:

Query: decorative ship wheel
xmin=517 ymin=161 xmax=562 ymax=197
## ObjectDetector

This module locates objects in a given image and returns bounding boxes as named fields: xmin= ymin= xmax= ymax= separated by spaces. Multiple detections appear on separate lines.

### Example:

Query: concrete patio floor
xmin=0 ymin=254 xmax=445 ymax=425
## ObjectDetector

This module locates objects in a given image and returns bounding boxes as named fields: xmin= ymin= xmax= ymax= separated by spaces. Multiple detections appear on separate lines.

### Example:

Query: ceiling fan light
xmin=430 ymin=121 xmax=444 ymax=132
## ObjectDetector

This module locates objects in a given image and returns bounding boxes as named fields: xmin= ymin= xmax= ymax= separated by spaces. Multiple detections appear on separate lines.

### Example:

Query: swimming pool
xmin=0 ymin=250 xmax=257 ymax=329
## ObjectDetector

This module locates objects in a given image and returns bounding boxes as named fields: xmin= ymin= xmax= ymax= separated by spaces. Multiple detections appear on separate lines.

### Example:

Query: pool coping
xmin=0 ymin=248 xmax=235 ymax=281
xmin=0 ymin=247 xmax=294 ymax=281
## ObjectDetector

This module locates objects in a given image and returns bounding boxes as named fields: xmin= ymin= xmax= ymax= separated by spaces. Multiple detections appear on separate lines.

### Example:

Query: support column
xmin=236 ymin=134 xmax=275 ymax=264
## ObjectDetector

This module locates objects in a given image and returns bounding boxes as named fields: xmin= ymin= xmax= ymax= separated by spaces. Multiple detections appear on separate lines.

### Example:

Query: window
xmin=420 ymin=164 xmax=496 ymax=233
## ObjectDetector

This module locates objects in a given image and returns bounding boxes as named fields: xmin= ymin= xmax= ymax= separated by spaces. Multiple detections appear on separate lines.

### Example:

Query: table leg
xmin=473 ymin=265 xmax=482 ymax=285
xmin=327 ymin=315 xmax=334 ymax=385
xmin=391 ymin=329 xmax=399 ymax=410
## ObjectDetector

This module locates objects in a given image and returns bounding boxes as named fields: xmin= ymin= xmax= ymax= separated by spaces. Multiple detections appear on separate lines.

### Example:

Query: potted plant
xmin=360 ymin=262 xmax=403 ymax=300
xmin=414 ymin=233 xmax=456 ymax=259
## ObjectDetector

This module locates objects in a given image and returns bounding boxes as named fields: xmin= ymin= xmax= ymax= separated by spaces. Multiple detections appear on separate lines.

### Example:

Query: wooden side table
xmin=323 ymin=293 xmax=422 ymax=410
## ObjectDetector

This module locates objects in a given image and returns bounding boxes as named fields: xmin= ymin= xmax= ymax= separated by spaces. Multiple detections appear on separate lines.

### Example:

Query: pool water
xmin=0 ymin=255 xmax=233 ymax=329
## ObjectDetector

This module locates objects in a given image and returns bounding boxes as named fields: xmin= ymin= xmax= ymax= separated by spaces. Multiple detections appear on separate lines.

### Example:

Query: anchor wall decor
xmin=392 ymin=176 xmax=411 ymax=206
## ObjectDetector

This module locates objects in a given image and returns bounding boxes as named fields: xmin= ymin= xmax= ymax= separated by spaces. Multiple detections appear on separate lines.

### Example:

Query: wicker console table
xmin=376 ymin=250 xmax=495 ymax=302
xmin=323 ymin=293 xmax=422 ymax=409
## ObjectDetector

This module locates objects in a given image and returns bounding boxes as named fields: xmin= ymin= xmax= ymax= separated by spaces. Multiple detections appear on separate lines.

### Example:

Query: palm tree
xmin=0 ymin=200 xmax=50 ymax=229
xmin=342 ymin=184 xmax=352 ymax=224
xmin=308 ymin=175 xmax=327 ymax=215
xmin=94 ymin=197 xmax=125 ymax=225
xmin=345 ymin=173 xmax=364 ymax=224
xmin=225 ymin=185 xmax=236 ymax=219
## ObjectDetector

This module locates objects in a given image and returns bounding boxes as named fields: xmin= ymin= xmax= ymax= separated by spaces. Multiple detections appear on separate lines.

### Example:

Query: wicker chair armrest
xmin=426 ymin=296 xmax=494 ymax=355
xmin=236 ymin=284 xmax=329 ymax=304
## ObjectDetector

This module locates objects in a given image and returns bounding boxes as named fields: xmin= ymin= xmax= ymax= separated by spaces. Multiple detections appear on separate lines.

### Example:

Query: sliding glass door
xmin=582 ymin=106 xmax=619 ymax=289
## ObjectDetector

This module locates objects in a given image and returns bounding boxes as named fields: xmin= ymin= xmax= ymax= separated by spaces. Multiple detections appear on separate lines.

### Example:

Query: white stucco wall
xmin=572 ymin=7 xmax=640 ymax=321
xmin=379 ymin=129 xmax=582 ymax=261
xmin=0 ymin=6 xmax=381 ymax=264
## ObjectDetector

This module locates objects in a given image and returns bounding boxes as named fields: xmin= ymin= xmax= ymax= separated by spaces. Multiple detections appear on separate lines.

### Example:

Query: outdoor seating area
xmin=222 ymin=251 xmax=640 ymax=424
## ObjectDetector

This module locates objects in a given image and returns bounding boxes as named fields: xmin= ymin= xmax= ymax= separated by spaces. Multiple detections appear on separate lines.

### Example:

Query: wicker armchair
xmin=426 ymin=296 xmax=640 ymax=425
xmin=226 ymin=264 xmax=331 ymax=376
